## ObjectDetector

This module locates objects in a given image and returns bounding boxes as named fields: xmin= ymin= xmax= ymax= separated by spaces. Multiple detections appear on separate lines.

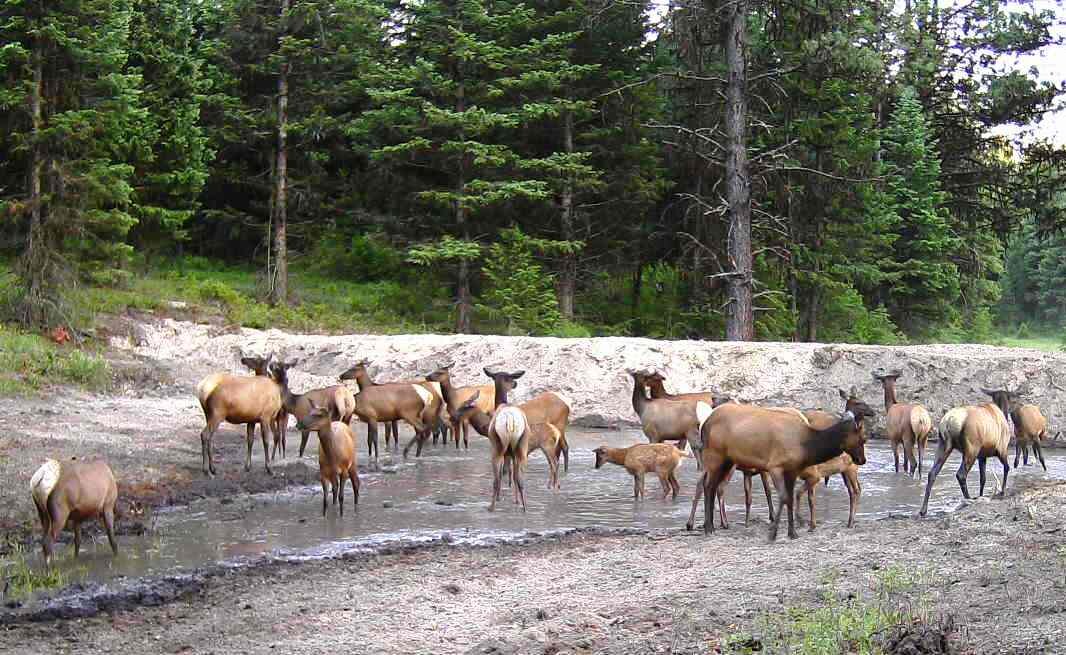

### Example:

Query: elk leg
xmin=299 ymin=430 xmax=312 ymax=458
xmin=844 ymin=469 xmax=860 ymax=528
xmin=367 ymin=421 xmax=381 ymax=463
xmin=917 ymin=435 xmax=925 ymax=477
xmin=1014 ymin=439 xmax=1022 ymax=469
xmin=669 ymin=471 xmax=680 ymax=500
xmin=768 ymin=471 xmax=789 ymax=542
xmin=978 ymin=456 xmax=988 ymax=496
xmin=321 ymin=477 xmax=328 ymax=516
xmin=920 ymin=438 xmax=954 ymax=517
xmin=996 ymin=451 xmax=1011 ymax=497
xmin=243 ymin=422 xmax=256 ymax=472
xmin=200 ymin=416 xmax=221 ymax=477
xmin=955 ymin=453 xmax=975 ymax=499
xmin=560 ymin=432 xmax=569 ymax=472
xmin=892 ymin=439 xmax=901 ymax=473
xmin=1033 ymin=439 xmax=1048 ymax=471
xmin=902 ymin=432 xmax=915 ymax=475
xmin=546 ymin=447 xmax=560 ymax=490
xmin=488 ymin=447 xmax=504 ymax=512
xmin=717 ymin=474 xmax=729 ymax=529
xmin=743 ymin=471 xmax=753 ymax=526
xmin=687 ymin=472 xmax=704 ymax=531
xmin=703 ymin=463 xmax=720 ymax=535
xmin=73 ymin=523 xmax=82 ymax=558
xmin=784 ymin=472 xmax=799 ymax=539
xmin=759 ymin=472 xmax=775 ymax=523
xmin=805 ymin=480 xmax=817 ymax=531
xmin=338 ymin=474 xmax=346 ymax=517
xmin=349 ymin=467 xmax=360 ymax=508
xmin=1023 ymin=443 xmax=1030 ymax=466
xmin=102 ymin=509 xmax=118 ymax=554
xmin=259 ymin=416 xmax=274 ymax=475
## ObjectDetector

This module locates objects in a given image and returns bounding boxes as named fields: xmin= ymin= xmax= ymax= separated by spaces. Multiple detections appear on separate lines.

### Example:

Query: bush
xmin=0 ymin=324 xmax=111 ymax=393
xmin=1015 ymin=321 xmax=1032 ymax=339
xmin=308 ymin=232 xmax=405 ymax=281
xmin=819 ymin=287 xmax=904 ymax=345
xmin=549 ymin=320 xmax=592 ymax=338
xmin=195 ymin=279 xmax=243 ymax=308
xmin=478 ymin=227 xmax=563 ymax=335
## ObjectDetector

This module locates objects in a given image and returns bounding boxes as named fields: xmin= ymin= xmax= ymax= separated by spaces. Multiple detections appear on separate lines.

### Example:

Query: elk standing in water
xmin=872 ymin=370 xmax=934 ymax=476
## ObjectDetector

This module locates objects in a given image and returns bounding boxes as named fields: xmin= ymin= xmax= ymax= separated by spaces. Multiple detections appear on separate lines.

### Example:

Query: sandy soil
xmin=2 ymin=482 xmax=1064 ymax=654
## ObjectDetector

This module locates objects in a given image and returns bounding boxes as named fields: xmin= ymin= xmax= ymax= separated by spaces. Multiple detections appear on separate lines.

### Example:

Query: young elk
xmin=483 ymin=368 xmax=533 ymax=512
xmin=268 ymin=360 xmax=356 ymax=459
xmin=339 ymin=360 xmax=449 ymax=452
xmin=448 ymin=390 xmax=563 ymax=489
xmin=593 ymin=443 xmax=690 ymax=500
xmin=872 ymin=370 xmax=934 ymax=476
xmin=31 ymin=459 xmax=119 ymax=564
xmin=920 ymin=388 xmax=1013 ymax=517
xmin=196 ymin=357 xmax=283 ymax=476
xmin=697 ymin=400 xmax=874 ymax=541
xmin=1008 ymin=395 xmax=1048 ymax=471
xmin=794 ymin=388 xmax=869 ymax=531
xmin=295 ymin=399 xmax=360 ymax=516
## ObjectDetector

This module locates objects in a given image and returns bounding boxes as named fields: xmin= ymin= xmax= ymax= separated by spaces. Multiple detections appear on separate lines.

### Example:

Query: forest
xmin=1 ymin=0 xmax=1065 ymax=345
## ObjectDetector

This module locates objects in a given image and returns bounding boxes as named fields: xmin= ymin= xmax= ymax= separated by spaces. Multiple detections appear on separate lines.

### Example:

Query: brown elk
xmin=628 ymin=369 xmax=702 ymax=450
xmin=593 ymin=443 xmax=690 ymax=500
xmin=919 ymin=389 xmax=1013 ymax=517
xmin=872 ymin=370 xmax=934 ymax=476
xmin=794 ymin=388 xmax=870 ymax=531
xmin=31 ymin=458 xmax=119 ymax=564
xmin=423 ymin=363 xmax=496 ymax=450
xmin=696 ymin=400 xmax=874 ymax=541
xmin=643 ymin=371 xmax=714 ymax=408
xmin=268 ymin=360 xmax=356 ymax=459
xmin=295 ymin=399 xmax=360 ymax=516
xmin=1008 ymin=395 xmax=1048 ymax=471
xmin=339 ymin=360 xmax=449 ymax=450
xmin=196 ymin=358 xmax=283 ymax=476
xmin=448 ymin=390 xmax=563 ymax=488
xmin=482 ymin=368 xmax=533 ymax=511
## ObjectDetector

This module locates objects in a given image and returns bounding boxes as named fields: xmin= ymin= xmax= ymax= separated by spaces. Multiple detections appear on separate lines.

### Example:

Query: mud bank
xmin=125 ymin=318 xmax=1066 ymax=430
xmin=3 ymin=483 xmax=1065 ymax=654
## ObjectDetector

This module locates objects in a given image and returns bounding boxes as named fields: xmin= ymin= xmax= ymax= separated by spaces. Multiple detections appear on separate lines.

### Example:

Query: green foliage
xmin=407 ymin=237 xmax=483 ymax=266
xmin=0 ymin=544 xmax=86 ymax=598
xmin=818 ymin=287 xmax=904 ymax=346
xmin=0 ymin=324 xmax=111 ymax=394
xmin=478 ymin=227 xmax=564 ymax=335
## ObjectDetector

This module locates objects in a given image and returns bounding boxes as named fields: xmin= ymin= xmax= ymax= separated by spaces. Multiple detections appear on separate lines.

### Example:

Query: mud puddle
xmin=13 ymin=429 xmax=1064 ymax=600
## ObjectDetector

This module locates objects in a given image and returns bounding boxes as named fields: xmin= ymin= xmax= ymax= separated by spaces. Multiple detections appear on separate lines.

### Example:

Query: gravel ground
xmin=2 ymin=482 xmax=1064 ymax=654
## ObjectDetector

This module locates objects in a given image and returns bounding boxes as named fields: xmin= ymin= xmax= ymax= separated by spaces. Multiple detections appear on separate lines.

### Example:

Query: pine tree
xmin=0 ymin=0 xmax=147 ymax=325
xmin=881 ymin=86 xmax=961 ymax=333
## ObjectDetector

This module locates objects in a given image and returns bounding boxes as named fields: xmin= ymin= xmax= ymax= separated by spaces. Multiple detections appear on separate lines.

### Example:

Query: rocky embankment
xmin=126 ymin=318 xmax=1066 ymax=433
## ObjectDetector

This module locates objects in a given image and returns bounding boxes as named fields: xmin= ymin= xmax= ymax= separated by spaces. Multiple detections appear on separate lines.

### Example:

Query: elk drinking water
xmin=31 ymin=459 xmax=119 ymax=564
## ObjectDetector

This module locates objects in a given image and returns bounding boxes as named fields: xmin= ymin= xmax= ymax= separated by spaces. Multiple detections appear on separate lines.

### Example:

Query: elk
xmin=196 ymin=357 xmax=283 ymax=476
xmin=696 ymin=400 xmax=874 ymax=541
xmin=794 ymin=388 xmax=869 ymax=531
xmin=295 ymin=399 xmax=360 ymax=516
xmin=872 ymin=370 xmax=934 ymax=476
xmin=31 ymin=458 xmax=118 ymax=564
xmin=339 ymin=360 xmax=449 ymax=450
xmin=593 ymin=443 xmax=690 ymax=500
xmin=482 ymin=368 xmax=533 ymax=512
xmin=268 ymin=360 xmax=356 ymax=459
xmin=448 ymin=390 xmax=562 ymax=489
xmin=919 ymin=388 xmax=1013 ymax=517
xmin=423 ymin=363 xmax=496 ymax=450
xmin=628 ymin=369 xmax=702 ymax=450
xmin=1008 ymin=395 xmax=1048 ymax=471
xmin=643 ymin=371 xmax=715 ymax=408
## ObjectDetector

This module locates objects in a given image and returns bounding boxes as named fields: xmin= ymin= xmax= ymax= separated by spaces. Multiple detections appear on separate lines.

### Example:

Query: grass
xmin=0 ymin=544 xmax=86 ymax=599
xmin=0 ymin=323 xmax=111 ymax=394
xmin=724 ymin=565 xmax=934 ymax=655
xmin=996 ymin=335 xmax=1061 ymax=352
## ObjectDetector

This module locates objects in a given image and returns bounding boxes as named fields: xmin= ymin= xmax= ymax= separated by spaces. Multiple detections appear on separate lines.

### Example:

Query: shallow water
xmin=28 ymin=427 xmax=1066 ymax=588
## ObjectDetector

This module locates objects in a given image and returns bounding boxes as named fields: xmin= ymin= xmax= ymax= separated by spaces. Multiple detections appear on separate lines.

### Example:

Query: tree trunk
xmin=20 ymin=31 xmax=48 ymax=325
xmin=454 ymin=79 xmax=472 ymax=334
xmin=269 ymin=0 xmax=290 ymax=306
xmin=558 ymin=107 xmax=576 ymax=320
xmin=723 ymin=0 xmax=753 ymax=341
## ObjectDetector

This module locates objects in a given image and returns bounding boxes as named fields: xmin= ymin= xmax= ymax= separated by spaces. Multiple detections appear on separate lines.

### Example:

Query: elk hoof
xmin=685 ymin=522 xmax=694 ymax=531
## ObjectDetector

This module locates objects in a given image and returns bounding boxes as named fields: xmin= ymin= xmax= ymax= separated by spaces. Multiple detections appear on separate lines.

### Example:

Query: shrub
xmin=195 ymin=279 xmax=243 ymax=308
xmin=478 ymin=227 xmax=563 ymax=335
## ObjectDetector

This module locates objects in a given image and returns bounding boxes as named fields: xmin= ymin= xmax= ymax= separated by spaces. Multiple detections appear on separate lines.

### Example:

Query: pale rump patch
xmin=911 ymin=406 xmax=934 ymax=439
xmin=411 ymin=384 xmax=433 ymax=408
xmin=493 ymin=406 xmax=527 ymax=448
xmin=426 ymin=381 xmax=444 ymax=402
xmin=768 ymin=406 xmax=810 ymax=426
xmin=196 ymin=373 xmax=225 ymax=404
xmin=939 ymin=407 xmax=968 ymax=440
xmin=549 ymin=392 xmax=573 ymax=410
xmin=31 ymin=458 xmax=62 ymax=511
xmin=695 ymin=401 xmax=714 ymax=433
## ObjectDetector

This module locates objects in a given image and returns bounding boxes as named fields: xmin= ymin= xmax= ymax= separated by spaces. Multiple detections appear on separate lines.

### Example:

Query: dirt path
xmin=3 ymin=482 xmax=1064 ymax=654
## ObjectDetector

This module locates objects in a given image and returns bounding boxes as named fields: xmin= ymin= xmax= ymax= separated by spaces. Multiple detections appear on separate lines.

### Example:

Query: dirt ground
xmin=2 ymin=482 xmax=1065 ymax=654
xmin=2 ymin=322 xmax=1066 ymax=653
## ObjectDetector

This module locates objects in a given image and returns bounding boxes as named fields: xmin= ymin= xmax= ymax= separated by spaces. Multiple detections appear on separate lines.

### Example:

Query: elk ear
xmin=484 ymin=367 xmax=496 ymax=378
xmin=441 ymin=361 xmax=454 ymax=370
xmin=838 ymin=388 xmax=848 ymax=400
xmin=512 ymin=370 xmax=525 ymax=379
xmin=980 ymin=387 xmax=996 ymax=397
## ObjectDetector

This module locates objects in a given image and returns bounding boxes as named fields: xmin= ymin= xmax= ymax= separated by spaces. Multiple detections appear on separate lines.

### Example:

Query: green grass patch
xmin=996 ymin=335 xmax=1061 ymax=352
xmin=0 ymin=324 xmax=111 ymax=394
xmin=724 ymin=565 xmax=935 ymax=655
xmin=0 ymin=544 xmax=86 ymax=599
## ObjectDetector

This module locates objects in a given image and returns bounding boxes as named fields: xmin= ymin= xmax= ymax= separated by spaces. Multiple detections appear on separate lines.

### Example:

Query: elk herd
xmin=27 ymin=352 xmax=1057 ymax=565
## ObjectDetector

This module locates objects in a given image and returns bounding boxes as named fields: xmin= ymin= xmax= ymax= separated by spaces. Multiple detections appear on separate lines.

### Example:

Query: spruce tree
xmin=0 ymin=0 xmax=147 ymax=325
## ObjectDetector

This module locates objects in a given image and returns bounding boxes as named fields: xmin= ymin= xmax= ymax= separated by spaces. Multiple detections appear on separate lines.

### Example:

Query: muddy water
xmin=32 ymin=428 xmax=1065 ymax=589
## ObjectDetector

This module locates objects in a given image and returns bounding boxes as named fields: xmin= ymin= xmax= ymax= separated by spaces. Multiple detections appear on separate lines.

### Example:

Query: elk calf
xmin=593 ymin=443 xmax=689 ymax=500
xmin=296 ymin=400 xmax=360 ymax=516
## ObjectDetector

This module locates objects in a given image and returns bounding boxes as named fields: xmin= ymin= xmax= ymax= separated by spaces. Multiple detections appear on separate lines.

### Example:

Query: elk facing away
xmin=872 ymin=370 xmax=934 ymax=476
